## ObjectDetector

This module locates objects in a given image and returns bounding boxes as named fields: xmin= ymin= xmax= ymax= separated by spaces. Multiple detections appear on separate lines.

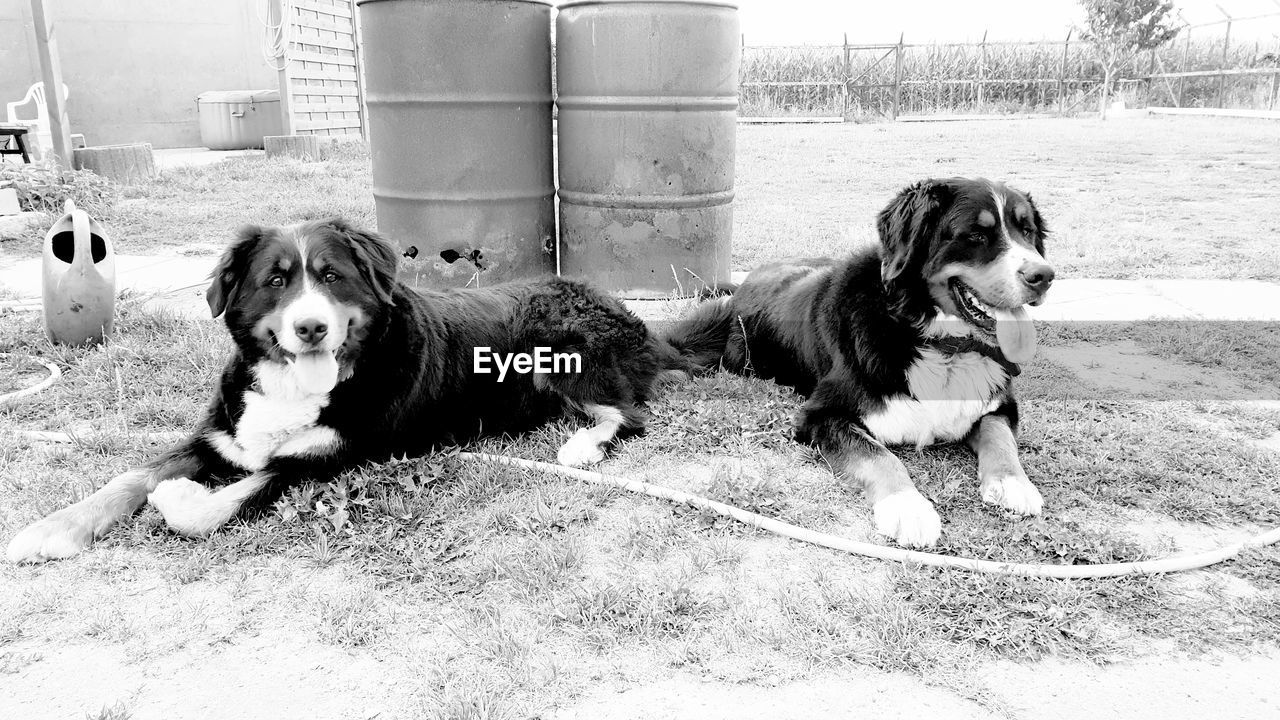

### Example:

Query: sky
xmin=734 ymin=0 xmax=1280 ymax=45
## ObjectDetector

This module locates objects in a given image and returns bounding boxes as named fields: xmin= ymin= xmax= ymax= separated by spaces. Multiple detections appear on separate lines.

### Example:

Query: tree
xmin=1078 ymin=0 xmax=1180 ymax=119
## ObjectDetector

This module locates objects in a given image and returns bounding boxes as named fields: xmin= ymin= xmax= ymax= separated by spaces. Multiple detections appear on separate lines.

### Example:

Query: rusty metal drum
xmin=556 ymin=0 xmax=740 ymax=297
xmin=357 ymin=0 xmax=556 ymax=287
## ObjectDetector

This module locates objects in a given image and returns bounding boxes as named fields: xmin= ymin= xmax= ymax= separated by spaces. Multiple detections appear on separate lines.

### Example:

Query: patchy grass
xmin=2 ymin=301 xmax=1279 ymax=717
xmin=0 ymin=141 xmax=374 ymax=258
xmin=1042 ymin=320 xmax=1280 ymax=400
xmin=734 ymin=116 xmax=1280 ymax=280
xmin=4 ymin=117 xmax=1278 ymax=283
xmin=0 ymin=161 xmax=118 ymax=218
xmin=84 ymin=700 xmax=133 ymax=720
xmin=1 ymin=116 xmax=1278 ymax=717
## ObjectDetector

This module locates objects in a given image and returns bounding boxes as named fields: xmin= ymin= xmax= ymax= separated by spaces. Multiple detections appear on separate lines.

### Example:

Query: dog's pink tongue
xmin=992 ymin=306 xmax=1036 ymax=364
xmin=292 ymin=351 xmax=339 ymax=394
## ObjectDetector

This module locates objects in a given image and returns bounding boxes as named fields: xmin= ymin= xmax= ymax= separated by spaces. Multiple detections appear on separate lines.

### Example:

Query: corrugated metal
xmin=556 ymin=0 xmax=740 ymax=298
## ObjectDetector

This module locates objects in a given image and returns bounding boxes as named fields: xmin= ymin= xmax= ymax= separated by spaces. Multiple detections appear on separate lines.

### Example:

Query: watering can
xmin=42 ymin=199 xmax=116 ymax=346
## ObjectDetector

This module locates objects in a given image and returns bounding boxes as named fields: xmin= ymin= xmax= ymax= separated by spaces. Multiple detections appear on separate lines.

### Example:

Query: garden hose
xmin=457 ymin=452 xmax=1280 ymax=579
xmin=0 ymin=353 xmax=61 ymax=408
xmin=5 ymin=352 xmax=1278 ymax=577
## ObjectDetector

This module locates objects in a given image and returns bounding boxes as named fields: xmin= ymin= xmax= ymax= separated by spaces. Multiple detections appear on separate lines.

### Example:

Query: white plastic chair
xmin=6 ymin=82 xmax=70 ymax=158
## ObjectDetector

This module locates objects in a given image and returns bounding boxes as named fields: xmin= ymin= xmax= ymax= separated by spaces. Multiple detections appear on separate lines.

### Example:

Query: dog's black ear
xmin=1025 ymin=193 xmax=1049 ymax=257
xmin=207 ymin=225 xmax=265 ymax=318
xmin=327 ymin=218 xmax=399 ymax=305
xmin=876 ymin=179 xmax=952 ymax=286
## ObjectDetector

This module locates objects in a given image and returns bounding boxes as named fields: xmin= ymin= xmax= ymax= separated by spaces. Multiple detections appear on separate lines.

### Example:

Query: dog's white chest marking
xmin=210 ymin=362 xmax=341 ymax=470
xmin=863 ymin=349 xmax=1007 ymax=447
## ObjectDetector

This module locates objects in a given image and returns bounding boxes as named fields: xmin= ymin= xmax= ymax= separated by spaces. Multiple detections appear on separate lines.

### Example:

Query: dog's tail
xmin=655 ymin=288 xmax=738 ymax=372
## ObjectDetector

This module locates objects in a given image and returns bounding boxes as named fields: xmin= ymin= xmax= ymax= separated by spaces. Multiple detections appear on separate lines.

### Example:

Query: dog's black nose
xmin=1019 ymin=262 xmax=1055 ymax=292
xmin=294 ymin=318 xmax=328 ymax=344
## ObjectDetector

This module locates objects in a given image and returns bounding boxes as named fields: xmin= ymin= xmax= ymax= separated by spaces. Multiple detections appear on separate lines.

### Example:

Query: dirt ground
xmin=3 ymin=116 xmax=1280 ymax=719
xmin=5 ymin=637 xmax=1278 ymax=719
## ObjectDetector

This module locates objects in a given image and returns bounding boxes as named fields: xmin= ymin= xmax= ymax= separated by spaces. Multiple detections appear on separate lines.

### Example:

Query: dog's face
xmin=207 ymin=218 xmax=399 ymax=373
xmin=877 ymin=177 xmax=1054 ymax=333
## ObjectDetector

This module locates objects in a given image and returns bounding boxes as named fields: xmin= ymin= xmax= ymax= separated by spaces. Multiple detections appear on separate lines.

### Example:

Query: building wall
xmin=1 ymin=0 xmax=278 ymax=148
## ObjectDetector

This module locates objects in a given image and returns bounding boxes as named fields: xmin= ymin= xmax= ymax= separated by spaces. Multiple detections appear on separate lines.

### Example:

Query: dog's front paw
xmin=6 ymin=507 xmax=96 ymax=563
xmin=980 ymin=474 xmax=1044 ymax=516
xmin=873 ymin=489 xmax=942 ymax=547
xmin=148 ymin=478 xmax=216 ymax=537
xmin=556 ymin=429 xmax=606 ymax=468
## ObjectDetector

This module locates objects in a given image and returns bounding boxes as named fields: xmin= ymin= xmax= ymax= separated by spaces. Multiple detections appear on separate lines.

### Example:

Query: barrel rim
xmin=558 ymin=188 xmax=734 ymax=210
xmin=557 ymin=0 xmax=738 ymax=10
xmin=357 ymin=0 xmax=553 ymax=7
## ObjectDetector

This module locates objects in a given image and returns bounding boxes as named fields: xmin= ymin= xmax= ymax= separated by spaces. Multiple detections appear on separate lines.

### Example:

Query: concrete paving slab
xmin=724 ymin=274 xmax=1279 ymax=322
xmin=138 ymin=285 xmax=214 ymax=318
xmin=1027 ymin=279 xmax=1197 ymax=322
xmin=0 ymin=211 xmax=41 ymax=240
xmin=154 ymin=147 xmax=265 ymax=170
xmin=0 ymin=254 xmax=215 ymax=300
xmin=1142 ymin=279 xmax=1280 ymax=321
xmin=3 ymin=252 xmax=1278 ymax=324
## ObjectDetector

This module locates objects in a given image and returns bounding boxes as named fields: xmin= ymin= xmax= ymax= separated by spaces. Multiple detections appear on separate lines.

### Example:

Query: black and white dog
xmin=664 ymin=178 xmax=1055 ymax=547
xmin=8 ymin=219 xmax=685 ymax=563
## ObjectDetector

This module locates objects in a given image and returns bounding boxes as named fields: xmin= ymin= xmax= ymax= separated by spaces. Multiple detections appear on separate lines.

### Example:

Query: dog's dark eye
xmin=322 ymin=271 xmax=340 ymax=284
xmin=967 ymin=232 xmax=987 ymax=245
xmin=267 ymin=275 xmax=285 ymax=288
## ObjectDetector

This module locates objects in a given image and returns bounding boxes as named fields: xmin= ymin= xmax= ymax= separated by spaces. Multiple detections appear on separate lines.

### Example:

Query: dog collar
xmin=922 ymin=336 xmax=1021 ymax=377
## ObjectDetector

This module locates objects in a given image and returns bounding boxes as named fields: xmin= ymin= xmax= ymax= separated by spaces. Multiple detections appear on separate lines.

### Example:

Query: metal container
xmin=196 ymin=90 xmax=283 ymax=150
xmin=357 ymin=0 xmax=556 ymax=288
xmin=556 ymin=0 xmax=739 ymax=298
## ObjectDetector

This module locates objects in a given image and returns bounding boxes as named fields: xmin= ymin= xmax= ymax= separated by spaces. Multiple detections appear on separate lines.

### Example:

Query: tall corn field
xmin=740 ymin=45 xmax=846 ymax=117
xmin=739 ymin=34 xmax=1280 ymax=118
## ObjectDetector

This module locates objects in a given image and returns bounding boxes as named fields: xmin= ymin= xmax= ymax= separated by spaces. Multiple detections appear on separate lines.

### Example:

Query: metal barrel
xmin=556 ymin=0 xmax=740 ymax=298
xmin=357 ymin=0 xmax=556 ymax=288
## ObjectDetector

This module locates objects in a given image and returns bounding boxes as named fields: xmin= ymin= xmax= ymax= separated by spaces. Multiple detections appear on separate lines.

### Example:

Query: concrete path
xmin=0 ymin=254 xmax=215 ymax=317
xmin=1024 ymin=278 xmax=1280 ymax=322
xmin=154 ymin=147 xmax=265 ymax=170
xmin=1 ymin=254 xmax=1278 ymax=321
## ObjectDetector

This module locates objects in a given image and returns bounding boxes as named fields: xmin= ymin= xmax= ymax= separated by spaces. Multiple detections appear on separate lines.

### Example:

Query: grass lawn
xmin=1 ymin=300 xmax=1279 ymax=717
xmin=1 ymin=116 xmax=1279 ymax=717
xmin=3 ymin=115 xmax=1279 ymax=281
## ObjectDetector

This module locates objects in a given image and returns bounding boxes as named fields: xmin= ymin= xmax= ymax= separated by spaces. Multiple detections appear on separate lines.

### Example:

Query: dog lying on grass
xmin=8 ymin=218 xmax=688 ymax=563
xmin=664 ymin=177 xmax=1055 ymax=547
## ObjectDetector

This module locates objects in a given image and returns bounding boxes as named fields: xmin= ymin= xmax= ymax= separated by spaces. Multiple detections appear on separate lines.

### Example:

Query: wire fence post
xmin=1146 ymin=48 xmax=1157 ymax=106
xmin=1271 ymin=70 xmax=1279 ymax=111
xmin=977 ymin=29 xmax=988 ymax=110
xmin=842 ymin=32 xmax=850 ymax=120
xmin=1177 ymin=28 xmax=1190 ymax=107
xmin=892 ymin=33 xmax=904 ymax=119
xmin=1218 ymin=15 xmax=1232 ymax=108
xmin=1058 ymin=29 xmax=1071 ymax=115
